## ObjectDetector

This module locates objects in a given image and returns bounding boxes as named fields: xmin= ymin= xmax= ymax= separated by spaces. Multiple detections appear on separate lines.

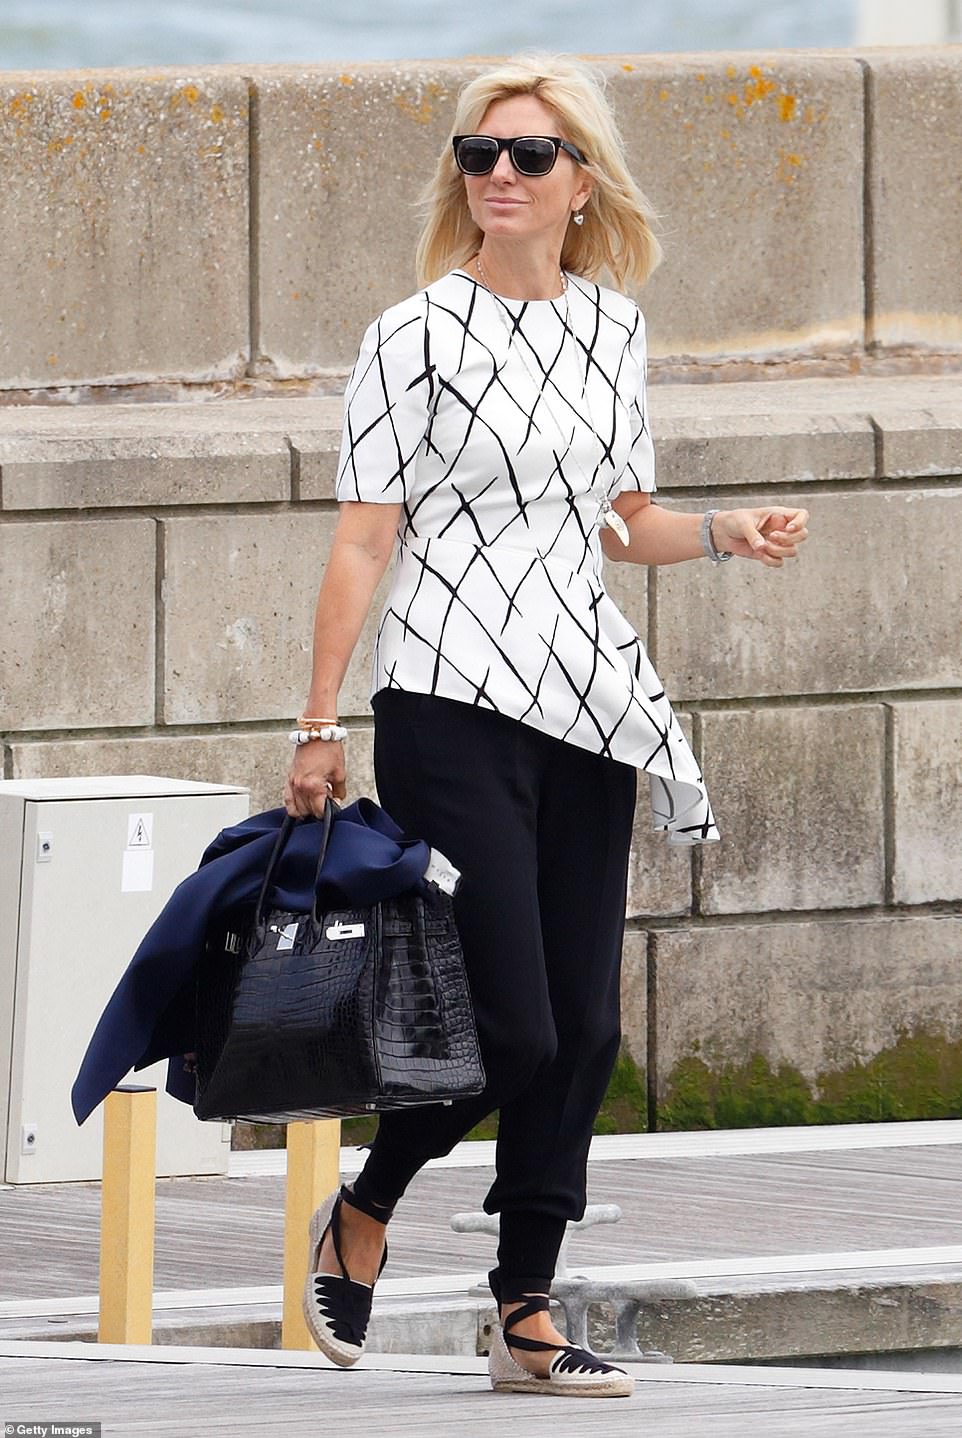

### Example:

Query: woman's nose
xmin=490 ymin=147 xmax=516 ymax=181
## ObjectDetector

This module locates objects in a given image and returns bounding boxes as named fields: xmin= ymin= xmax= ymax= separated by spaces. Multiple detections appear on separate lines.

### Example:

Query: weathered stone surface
xmin=647 ymin=372 xmax=961 ymax=421
xmin=698 ymin=705 xmax=886 ymax=913
xmin=873 ymin=407 xmax=962 ymax=480
xmin=0 ymin=69 xmax=249 ymax=388
xmin=654 ymin=489 xmax=962 ymax=699
xmin=8 ymin=726 xmax=376 ymax=819
xmin=162 ymin=512 xmax=383 ymax=723
xmin=653 ymin=412 xmax=875 ymax=489
xmin=892 ymin=700 xmax=962 ymax=904
xmin=652 ymin=916 xmax=962 ymax=1098
xmin=628 ymin=710 xmax=693 ymax=918
xmin=866 ymin=51 xmax=962 ymax=350
xmin=291 ymin=431 xmax=342 ymax=502
xmin=253 ymin=56 xmax=863 ymax=374
xmin=619 ymin=929 xmax=649 ymax=1073
xmin=602 ymin=549 xmax=649 ymax=652
xmin=0 ymin=518 xmax=154 ymax=728
xmin=253 ymin=64 xmax=473 ymax=374
xmin=0 ymin=432 xmax=291 ymax=509
xmin=609 ymin=55 xmax=864 ymax=360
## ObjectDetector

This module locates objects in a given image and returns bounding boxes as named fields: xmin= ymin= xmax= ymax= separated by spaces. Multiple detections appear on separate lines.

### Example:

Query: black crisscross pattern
xmin=309 ymin=1274 xmax=372 ymax=1347
xmin=335 ymin=269 xmax=719 ymax=846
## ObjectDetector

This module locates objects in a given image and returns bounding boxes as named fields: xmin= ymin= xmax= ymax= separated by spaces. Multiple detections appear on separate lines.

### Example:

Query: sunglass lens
xmin=511 ymin=138 xmax=557 ymax=175
xmin=456 ymin=137 xmax=499 ymax=174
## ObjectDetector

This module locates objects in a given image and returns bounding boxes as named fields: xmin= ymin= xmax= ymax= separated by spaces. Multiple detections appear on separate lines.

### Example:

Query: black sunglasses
xmin=452 ymin=134 xmax=587 ymax=177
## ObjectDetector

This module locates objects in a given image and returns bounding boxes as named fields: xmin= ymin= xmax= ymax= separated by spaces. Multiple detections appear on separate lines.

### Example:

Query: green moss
xmin=814 ymin=1032 xmax=962 ymax=1124
xmin=593 ymin=1050 xmax=648 ymax=1134
xmin=657 ymin=1031 xmax=962 ymax=1132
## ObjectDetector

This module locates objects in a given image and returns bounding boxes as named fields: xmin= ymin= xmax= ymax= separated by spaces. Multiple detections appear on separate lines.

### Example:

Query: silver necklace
xmin=475 ymin=256 xmax=630 ymax=547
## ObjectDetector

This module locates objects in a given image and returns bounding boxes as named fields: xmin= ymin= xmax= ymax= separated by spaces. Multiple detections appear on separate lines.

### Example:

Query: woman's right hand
xmin=284 ymin=740 xmax=347 ymax=818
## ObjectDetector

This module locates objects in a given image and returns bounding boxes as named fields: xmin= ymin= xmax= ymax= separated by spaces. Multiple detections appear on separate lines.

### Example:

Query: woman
xmin=285 ymin=53 xmax=809 ymax=1398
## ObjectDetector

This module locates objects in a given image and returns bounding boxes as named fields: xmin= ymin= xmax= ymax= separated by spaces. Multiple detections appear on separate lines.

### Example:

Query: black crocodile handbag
xmin=192 ymin=802 xmax=485 ymax=1123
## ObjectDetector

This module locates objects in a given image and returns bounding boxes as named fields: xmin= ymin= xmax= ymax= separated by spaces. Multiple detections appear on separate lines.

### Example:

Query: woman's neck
xmin=473 ymin=243 xmax=565 ymax=301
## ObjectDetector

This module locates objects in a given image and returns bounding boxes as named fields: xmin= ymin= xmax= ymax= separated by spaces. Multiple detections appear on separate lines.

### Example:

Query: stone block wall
xmin=2 ymin=373 xmax=960 ymax=1130
xmin=1 ymin=48 xmax=961 ymax=398
xmin=1 ymin=51 xmax=960 ymax=1131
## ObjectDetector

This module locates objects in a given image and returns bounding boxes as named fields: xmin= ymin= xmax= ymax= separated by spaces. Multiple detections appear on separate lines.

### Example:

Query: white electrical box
xmin=0 ymin=775 xmax=250 ymax=1184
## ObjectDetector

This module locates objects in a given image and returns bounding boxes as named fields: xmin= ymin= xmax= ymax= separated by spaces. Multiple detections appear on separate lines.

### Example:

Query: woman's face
xmin=462 ymin=93 xmax=592 ymax=248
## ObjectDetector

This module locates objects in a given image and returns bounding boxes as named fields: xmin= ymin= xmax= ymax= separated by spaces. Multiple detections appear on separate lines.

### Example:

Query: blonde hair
xmin=415 ymin=54 xmax=662 ymax=292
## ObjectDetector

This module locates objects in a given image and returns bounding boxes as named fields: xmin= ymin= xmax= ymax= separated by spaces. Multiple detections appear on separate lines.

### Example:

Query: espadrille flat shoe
xmin=302 ymin=1184 xmax=392 ymax=1367
xmin=488 ymin=1293 xmax=634 ymax=1398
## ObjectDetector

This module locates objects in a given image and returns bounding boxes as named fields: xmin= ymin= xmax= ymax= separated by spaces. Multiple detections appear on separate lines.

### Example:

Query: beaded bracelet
xmin=289 ymin=724 xmax=348 ymax=745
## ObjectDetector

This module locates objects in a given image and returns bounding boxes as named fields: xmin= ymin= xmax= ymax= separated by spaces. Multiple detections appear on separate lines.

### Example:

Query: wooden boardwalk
xmin=4 ymin=1344 xmax=962 ymax=1437
xmin=2 ymin=1126 xmax=962 ymax=1300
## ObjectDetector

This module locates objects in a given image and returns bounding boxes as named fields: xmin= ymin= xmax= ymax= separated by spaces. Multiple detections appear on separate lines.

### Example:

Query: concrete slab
xmin=697 ymin=704 xmax=886 ymax=913
xmin=0 ymin=69 xmax=250 ymax=389
xmin=0 ymin=517 xmax=155 ymax=729
xmin=652 ymin=916 xmax=962 ymax=1116
xmin=866 ymin=51 xmax=962 ymax=350
xmin=608 ymin=54 xmax=866 ymax=362
xmin=654 ymin=488 xmax=962 ymax=698
xmin=891 ymin=699 xmax=962 ymax=904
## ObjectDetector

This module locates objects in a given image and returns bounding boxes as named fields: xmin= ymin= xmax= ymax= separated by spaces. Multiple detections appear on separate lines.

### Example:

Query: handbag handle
xmin=253 ymin=800 xmax=337 ymax=927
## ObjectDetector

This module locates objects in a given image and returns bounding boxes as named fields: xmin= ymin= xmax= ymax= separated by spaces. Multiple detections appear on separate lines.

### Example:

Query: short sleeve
xmin=334 ymin=298 xmax=434 ymax=504
xmin=618 ymin=306 xmax=657 ymax=496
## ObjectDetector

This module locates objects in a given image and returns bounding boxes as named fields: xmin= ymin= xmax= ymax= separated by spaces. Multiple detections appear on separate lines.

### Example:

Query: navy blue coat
xmin=71 ymin=800 xmax=431 ymax=1125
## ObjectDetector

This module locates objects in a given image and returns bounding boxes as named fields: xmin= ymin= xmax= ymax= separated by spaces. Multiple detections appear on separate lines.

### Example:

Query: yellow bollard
xmin=98 ymin=1085 xmax=157 ymax=1345
xmin=281 ymin=1118 xmax=341 ymax=1349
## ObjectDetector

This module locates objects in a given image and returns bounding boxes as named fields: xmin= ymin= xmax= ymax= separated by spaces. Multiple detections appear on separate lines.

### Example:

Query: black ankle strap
xmin=339 ymin=1182 xmax=394 ymax=1225
xmin=502 ymin=1295 xmax=551 ymax=1331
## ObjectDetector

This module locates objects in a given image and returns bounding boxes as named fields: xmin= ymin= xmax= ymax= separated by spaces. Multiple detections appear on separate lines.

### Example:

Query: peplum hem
xmin=371 ymin=536 xmax=720 ymax=847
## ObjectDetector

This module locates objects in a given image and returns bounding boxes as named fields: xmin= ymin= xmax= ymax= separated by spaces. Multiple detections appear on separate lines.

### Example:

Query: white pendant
xmin=603 ymin=506 xmax=631 ymax=547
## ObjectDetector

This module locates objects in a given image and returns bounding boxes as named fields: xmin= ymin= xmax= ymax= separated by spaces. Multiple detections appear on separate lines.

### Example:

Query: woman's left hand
xmin=712 ymin=507 xmax=810 ymax=567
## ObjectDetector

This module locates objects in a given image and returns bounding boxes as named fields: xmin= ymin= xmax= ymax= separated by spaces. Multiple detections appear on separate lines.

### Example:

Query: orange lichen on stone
xmin=72 ymin=92 xmax=86 ymax=110
xmin=183 ymin=84 xmax=200 ymax=105
xmin=339 ymin=74 xmax=354 ymax=86
xmin=9 ymin=92 xmax=35 ymax=117
xmin=47 ymin=354 xmax=57 ymax=366
xmin=622 ymin=63 xmax=634 ymax=72
xmin=395 ymin=83 xmax=443 ymax=126
xmin=743 ymin=74 xmax=776 ymax=105
xmin=779 ymin=93 xmax=797 ymax=122
xmin=777 ymin=149 xmax=804 ymax=184
xmin=659 ymin=88 xmax=669 ymax=101
xmin=210 ymin=103 xmax=225 ymax=123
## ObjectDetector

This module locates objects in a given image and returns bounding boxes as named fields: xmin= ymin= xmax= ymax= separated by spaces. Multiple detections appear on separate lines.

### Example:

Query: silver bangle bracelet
xmin=701 ymin=509 xmax=734 ymax=564
xmin=289 ymin=725 xmax=348 ymax=745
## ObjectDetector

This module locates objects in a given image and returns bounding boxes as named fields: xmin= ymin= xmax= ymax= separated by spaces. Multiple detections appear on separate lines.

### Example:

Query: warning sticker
xmin=127 ymin=813 xmax=153 ymax=849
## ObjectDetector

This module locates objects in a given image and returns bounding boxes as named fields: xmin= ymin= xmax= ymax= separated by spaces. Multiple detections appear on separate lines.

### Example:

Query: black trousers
xmin=356 ymin=690 xmax=636 ymax=1296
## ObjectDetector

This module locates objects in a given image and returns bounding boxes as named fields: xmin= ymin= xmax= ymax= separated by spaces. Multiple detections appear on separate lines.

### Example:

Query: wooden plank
xmin=4 ymin=1356 xmax=962 ymax=1436
xmin=3 ymin=1146 xmax=962 ymax=1301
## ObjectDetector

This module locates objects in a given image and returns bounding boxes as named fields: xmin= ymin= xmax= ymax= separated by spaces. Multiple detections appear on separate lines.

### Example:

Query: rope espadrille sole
xmin=488 ymin=1324 xmax=635 ymax=1398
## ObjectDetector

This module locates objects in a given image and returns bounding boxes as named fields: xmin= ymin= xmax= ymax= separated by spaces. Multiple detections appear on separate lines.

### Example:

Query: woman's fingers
xmin=285 ymin=741 xmax=346 ymax=817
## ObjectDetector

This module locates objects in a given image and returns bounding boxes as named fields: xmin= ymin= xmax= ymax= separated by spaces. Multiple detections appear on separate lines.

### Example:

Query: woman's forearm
xmin=301 ymin=504 xmax=400 ymax=716
xmin=607 ymin=502 xmax=707 ymax=566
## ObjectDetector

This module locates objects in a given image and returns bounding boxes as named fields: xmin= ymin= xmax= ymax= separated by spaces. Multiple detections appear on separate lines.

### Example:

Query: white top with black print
xmin=335 ymin=268 xmax=719 ymax=846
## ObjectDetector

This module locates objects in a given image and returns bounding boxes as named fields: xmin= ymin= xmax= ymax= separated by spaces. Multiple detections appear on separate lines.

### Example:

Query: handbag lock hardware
xmin=270 ymin=921 xmax=300 ymax=951
xmin=326 ymin=921 xmax=366 ymax=941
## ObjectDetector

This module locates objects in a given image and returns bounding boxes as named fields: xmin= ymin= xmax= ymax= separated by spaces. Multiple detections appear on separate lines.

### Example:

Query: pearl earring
xmin=572 ymin=210 xmax=585 ymax=226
